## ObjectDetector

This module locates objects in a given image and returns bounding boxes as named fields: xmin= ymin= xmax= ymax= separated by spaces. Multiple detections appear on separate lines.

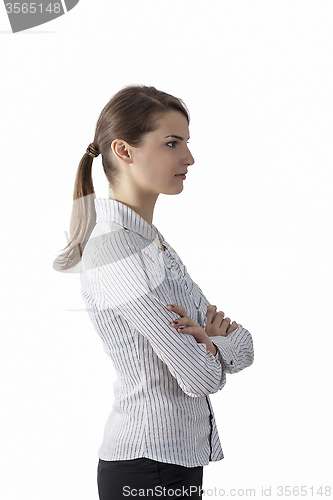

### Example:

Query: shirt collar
xmin=94 ymin=197 xmax=158 ymax=242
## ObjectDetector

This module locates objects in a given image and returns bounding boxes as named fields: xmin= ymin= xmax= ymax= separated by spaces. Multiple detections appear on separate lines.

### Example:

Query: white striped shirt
xmin=80 ymin=197 xmax=254 ymax=467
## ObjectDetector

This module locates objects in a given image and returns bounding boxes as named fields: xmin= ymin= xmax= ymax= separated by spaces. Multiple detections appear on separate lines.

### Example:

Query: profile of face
xmin=110 ymin=111 xmax=195 ymax=198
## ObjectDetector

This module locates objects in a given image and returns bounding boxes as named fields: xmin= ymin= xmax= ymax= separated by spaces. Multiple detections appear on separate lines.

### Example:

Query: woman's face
xmin=113 ymin=110 xmax=195 ymax=197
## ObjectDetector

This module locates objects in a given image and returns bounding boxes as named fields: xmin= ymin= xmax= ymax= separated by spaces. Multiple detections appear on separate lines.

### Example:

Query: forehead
xmin=154 ymin=111 xmax=189 ymax=134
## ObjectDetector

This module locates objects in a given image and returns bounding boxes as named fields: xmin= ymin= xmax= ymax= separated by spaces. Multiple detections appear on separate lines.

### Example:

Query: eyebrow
xmin=164 ymin=134 xmax=190 ymax=141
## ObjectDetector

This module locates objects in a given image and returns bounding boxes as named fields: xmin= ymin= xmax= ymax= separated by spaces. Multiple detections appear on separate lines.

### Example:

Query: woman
xmin=54 ymin=84 xmax=254 ymax=499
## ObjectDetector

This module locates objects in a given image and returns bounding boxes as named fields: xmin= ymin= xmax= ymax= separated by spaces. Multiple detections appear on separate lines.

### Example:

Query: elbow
xmin=182 ymin=386 xmax=212 ymax=398
xmin=177 ymin=355 xmax=227 ymax=397
xmin=182 ymin=375 xmax=227 ymax=398
xmin=184 ymin=387 xmax=221 ymax=398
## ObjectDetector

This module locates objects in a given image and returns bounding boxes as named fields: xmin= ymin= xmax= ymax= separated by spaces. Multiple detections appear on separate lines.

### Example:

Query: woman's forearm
xmin=199 ymin=334 xmax=217 ymax=356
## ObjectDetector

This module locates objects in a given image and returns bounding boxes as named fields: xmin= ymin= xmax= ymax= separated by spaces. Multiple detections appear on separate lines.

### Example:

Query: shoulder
xmin=99 ymin=227 xmax=146 ymax=256
xmin=82 ymin=225 xmax=145 ymax=274
xmin=95 ymin=227 xmax=152 ymax=276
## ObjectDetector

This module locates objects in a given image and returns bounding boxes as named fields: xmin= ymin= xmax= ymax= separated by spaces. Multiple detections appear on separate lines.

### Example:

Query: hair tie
xmin=86 ymin=143 xmax=100 ymax=158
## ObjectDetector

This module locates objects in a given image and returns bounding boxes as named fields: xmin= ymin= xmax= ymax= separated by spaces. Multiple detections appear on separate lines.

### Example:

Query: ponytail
xmin=53 ymin=147 xmax=97 ymax=271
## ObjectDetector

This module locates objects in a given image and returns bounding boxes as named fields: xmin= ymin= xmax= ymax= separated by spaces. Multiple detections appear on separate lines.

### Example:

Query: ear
xmin=111 ymin=139 xmax=133 ymax=163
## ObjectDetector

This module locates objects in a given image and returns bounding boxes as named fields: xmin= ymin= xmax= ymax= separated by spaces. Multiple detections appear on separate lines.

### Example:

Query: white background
xmin=1 ymin=1 xmax=332 ymax=498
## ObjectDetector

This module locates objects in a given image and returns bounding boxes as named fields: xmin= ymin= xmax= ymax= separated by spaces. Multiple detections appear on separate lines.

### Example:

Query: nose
xmin=185 ymin=148 xmax=195 ymax=166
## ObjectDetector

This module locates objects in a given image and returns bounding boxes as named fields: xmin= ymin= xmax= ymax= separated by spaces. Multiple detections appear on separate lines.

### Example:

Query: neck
xmin=109 ymin=186 xmax=159 ymax=227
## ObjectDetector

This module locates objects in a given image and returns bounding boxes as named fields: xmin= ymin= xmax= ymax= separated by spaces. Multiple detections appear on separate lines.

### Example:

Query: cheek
xmin=139 ymin=151 xmax=175 ymax=182
xmin=149 ymin=159 xmax=172 ymax=178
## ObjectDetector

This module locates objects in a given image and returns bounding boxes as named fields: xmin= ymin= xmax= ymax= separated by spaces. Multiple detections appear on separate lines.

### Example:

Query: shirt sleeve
xmin=90 ymin=230 xmax=226 ymax=398
xmin=208 ymin=325 xmax=254 ymax=373
xmin=193 ymin=278 xmax=254 ymax=374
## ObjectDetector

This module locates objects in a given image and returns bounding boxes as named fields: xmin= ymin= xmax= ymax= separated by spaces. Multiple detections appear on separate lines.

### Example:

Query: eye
xmin=166 ymin=141 xmax=190 ymax=148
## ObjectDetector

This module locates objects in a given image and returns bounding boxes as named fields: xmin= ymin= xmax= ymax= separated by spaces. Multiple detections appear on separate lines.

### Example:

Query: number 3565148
xmin=5 ymin=3 xmax=61 ymax=14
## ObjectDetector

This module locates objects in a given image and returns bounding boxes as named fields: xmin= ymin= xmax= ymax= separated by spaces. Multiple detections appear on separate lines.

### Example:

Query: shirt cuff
xmin=208 ymin=324 xmax=254 ymax=373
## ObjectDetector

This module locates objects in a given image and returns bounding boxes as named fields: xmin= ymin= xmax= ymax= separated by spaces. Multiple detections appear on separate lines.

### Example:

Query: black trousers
xmin=97 ymin=457 xmax=203 ymax=499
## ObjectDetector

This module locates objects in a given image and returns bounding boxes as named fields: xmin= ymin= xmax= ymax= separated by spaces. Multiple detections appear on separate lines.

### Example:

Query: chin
xmin=162 ymin=185 xmax=184 ymax=195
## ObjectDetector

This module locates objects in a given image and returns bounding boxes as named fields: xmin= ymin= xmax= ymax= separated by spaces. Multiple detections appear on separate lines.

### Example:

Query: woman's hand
xmin=167 ymin=304 xmax=206 ymax=343
xmin=205 ymin=305 xmax=238 ymax=337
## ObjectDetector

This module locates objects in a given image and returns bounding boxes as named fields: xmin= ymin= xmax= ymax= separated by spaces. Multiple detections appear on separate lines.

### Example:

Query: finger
xmin=226 ymin=321 xmax=238 ymax=333
xmin=206 ymin=304 xmax=216 ymax=315
xmin=176 ymin=325 xmax=189 ymax=331
xmin=168 ymin=304 xmax=188 ymax=322
xmin=221 ymin=317 xmax=231 ymax=331
xmin=171 ymin=314 xmax=196 ymax=327
xmin=176 ymin=325 xmax=203 ymax=337
xmin=212 ymin=310 xmax=225 ymax=327
xmin=206 ymin=304 xmax=217 ymax=323
xmin=168 ymin=304 xmax=185 ymax=315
